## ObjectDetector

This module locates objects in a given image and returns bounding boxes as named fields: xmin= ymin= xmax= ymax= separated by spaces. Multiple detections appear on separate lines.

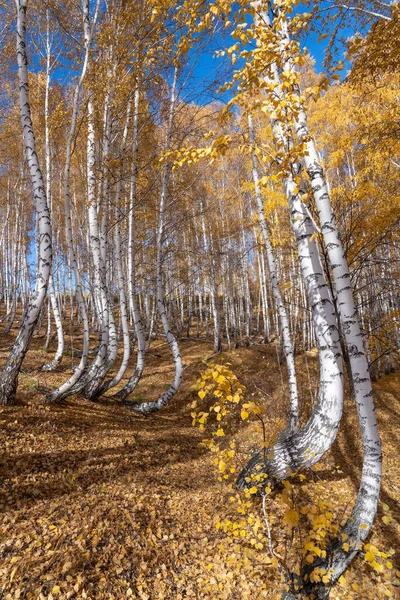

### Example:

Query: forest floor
xmin=0 ymin=323 xmax=399 ymax=600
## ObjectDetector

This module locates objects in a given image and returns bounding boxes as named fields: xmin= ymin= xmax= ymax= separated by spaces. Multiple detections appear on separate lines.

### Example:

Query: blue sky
xmin=181 ymin=5 xmax=352 ymax=108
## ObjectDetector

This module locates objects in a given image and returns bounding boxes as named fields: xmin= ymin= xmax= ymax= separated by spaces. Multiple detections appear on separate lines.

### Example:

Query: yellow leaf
xmin=216 ymin=428 xmax=224 ymax=437
xmin=382 ymin=515 xmax=392 ymax=524
xmin=371 ymin=560 xmax=384 ymax=573
xmin=198 ymin=390 xmax=206 ymax=400
xmin=306 ymin=554 xmax=314 ymax=564
xmin=241 ymin=410 xmax=249 ymax=420
xmin=283 ymin=509 xmax=299 ymax=528
xmin=365 ymin=551 xmax=375 ymax=562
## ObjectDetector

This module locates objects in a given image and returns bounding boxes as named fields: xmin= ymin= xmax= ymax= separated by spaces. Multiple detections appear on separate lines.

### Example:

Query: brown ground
xmin=0 ymin=322 xmax=399 ymax=600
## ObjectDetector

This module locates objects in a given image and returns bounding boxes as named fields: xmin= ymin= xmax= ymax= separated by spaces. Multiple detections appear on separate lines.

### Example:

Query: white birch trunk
xmin=0 ymin=0 xmax=52 ymax=405
xmin=248 ymin=113 xmax=299 ymax=431
xmin=96 ymin=99 xmax=132 ymax=396
xmin=254 ymin=2 xmax=383 ymax=594
xmin=270 ymin=2 xmax=382 ymax=587
xmin=200 ymin=197 xmax=222 ymax=353
xmin=47 ymin=0 xmax=95 ymax=402
xmin=41 ymin=11 xmax=64 ymax=371
xmin=116 ymin=87 xmax=147 ymax=401
xmin=77 ymin=94 xmax=111 ymax=399
xmin=294 ymin=87 xmax=382 ymax=566
xmin=128 ymin=68 xmax=183 ymax=413
xmin=238 ymin=3 xmax=344 ymax=487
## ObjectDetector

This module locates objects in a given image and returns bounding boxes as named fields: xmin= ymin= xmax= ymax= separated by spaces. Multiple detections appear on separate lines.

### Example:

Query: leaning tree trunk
xmin=41 ymin=12 xmax=64 ymax=372
xmin=238 ymin=5 xmax=344 ymax=488
xmin=237 ymin=171 xmax=344 ymax=488
xmin=289 ymin=42 xmax=382 ymax=568
xmin=126 ymin=67 xmax=183 ymax=414
xmin=95 ymin=97 xmax=133 ymax=398
xmin=248 ymin=112 xmax=299 ymax=432
xmin=270 ymin=1 xmax=382 ymax=591
xmin=115 ymin=86 xmax=147 ymax=402
xmin=246 ymin=2 xmax=382 ymax=596
xmin=76 ymin=90 xmax=113 ymax=400
xmin=0 ymin=0 xmax=52 ymax=405
xmin=47 ymin=0 xmax=95 ymax=402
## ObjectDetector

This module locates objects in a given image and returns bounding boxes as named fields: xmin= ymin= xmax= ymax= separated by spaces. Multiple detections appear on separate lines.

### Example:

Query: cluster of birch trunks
xmin=0 ymin=0 xmax=398 ymax=597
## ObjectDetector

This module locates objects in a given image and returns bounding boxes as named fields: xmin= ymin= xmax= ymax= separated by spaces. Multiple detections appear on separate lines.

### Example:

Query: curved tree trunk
xmin=237 ymin=182 xmax=343 ymax=487
xmin=248 ymin=112 xmax=299 ymax=432
xmin=292 ymin=64 xmax=382 ymax=571
xmin=238 ymin=5 xmax=343 ymax=486
xmin=270 ymin=0 xmax=382 ymax=589
xmin=115 ymin=86 xmax=147 ymax=402
xmin=127 ymin=68 xmax=183 ymax=414
xmin=41 ymin=13 xmax=64 ymax=371
xmin=95 ymin=98 xmax=133 ymax=398
xmin=47 ymin=0 xmax=96 ymax=402
xmin=0 ymin=0 xmax=52 ymax=405
xmin=245 ymin=3 xmax=382 ymax=596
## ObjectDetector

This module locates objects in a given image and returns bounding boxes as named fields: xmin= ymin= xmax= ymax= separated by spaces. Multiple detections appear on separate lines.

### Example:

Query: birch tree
xmin=0 ymin=0 xmax=52 ymax=405
xmin=126 ymin=67 xmax=184 ymax=413
xmin=48 ymin=0 xmax=98 ymax=402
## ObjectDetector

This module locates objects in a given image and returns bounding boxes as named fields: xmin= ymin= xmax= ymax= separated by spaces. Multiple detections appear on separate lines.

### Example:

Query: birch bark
xmin=246 ymin=2 xmax=383 ymax=594
xmin=127 ymin=68 xmax=183 ymax=413
xmin=48 ymin=0 xmax=97 ymax=402
xmin=0 ymin=0 xmax=52 ymax=405
xmin=238 ymin=2 xmax=344 ymax=487
xmin=270 ymin=1 xmax=382 ymax=585
xmin=41 ymin=10 xmax=64 ymax=372
xmin=116 ymin=87 xmax=147 ymax=401
xmin=248 ymin=113 xmax=299 ymax=432
xmin=96 ymin=98 xmax=132 ymax=397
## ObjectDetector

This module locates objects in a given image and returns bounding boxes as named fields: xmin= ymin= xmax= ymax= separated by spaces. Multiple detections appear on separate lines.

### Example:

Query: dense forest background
xmin=0 ymin=0 xmax=399 ymax=599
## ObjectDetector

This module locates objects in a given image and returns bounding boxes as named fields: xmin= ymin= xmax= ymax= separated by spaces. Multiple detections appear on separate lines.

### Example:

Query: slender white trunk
xmin=77 ymin=94 xmax=111 ymax=399
xmin=117 ymin=87 xmax=147 ymax=401
xmin=239 ymin=3 xmax=344 ymax=487
xmin=97 ymin=99 xmax=132 ymax=396
xmin=295 ymin=74 xmax=382 ymax=561
xmin=250 ymin=3 xmax=382 ymax=594
xmin=48 ymin=0 xmax=95 ymax=402
xmin=0 ymin=0 xmax=52 ymax=405
xmin=269 ymin=1 xmax=382 ymax=584
xmin=41 ymin=11 xmax=64 ymax=371
xmin=129 ymin=68 xmax=183 ymax=413
xmin=248 ymin=113 xmax=299 ymax=431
